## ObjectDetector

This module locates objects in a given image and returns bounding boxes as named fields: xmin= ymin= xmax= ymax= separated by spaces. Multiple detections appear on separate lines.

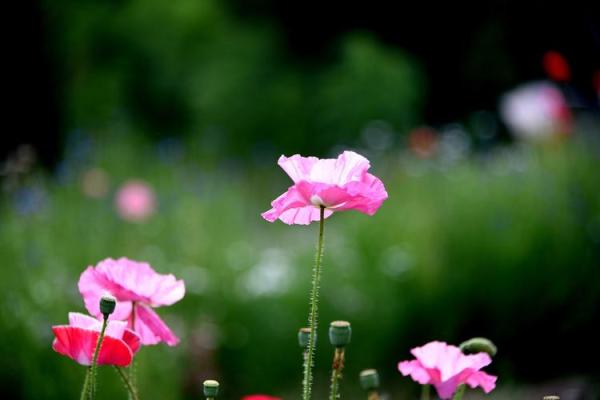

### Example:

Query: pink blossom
xmin=398 ymin=341 xmax=497 ymax=399
xmin=78 ymin=257 xmax=185 ymax=346
xmin=262 ymin=151 xmax=388 ymax=225
xmin=115 ymin=180 xmax=156 ymax=222
xmin=52 ymin=312 xmax=141 ymax=366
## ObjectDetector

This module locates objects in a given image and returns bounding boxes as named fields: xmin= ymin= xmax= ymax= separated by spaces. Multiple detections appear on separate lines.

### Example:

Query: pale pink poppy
xmin=261 ymin=151 xmax=388 ymax=225
xmin=115 ymin=180 xmax=156 ymax=221
xmin=78 ymin=257 xmax=185 ymax=346
xmin=398 ymin=341 xmax=497 ymax=399
xmin=52 ymin=312 xmax=141 ymax=366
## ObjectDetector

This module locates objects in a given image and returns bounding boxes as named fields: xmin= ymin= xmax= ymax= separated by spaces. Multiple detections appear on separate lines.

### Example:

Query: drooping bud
xmin=359 ymin=369 xmax=380 ymax=391
xmin=203 ymin=380 xmax=219 ymax=398
xmin=328 ymin=321 xmax=351 ymax=347
xmin=459 ymin=337 xmax=497 ymax=357
xmin=298 ymin=327 xmax=311 ymax=348
xmin=99 ymin=294 xmax=117 ymax=317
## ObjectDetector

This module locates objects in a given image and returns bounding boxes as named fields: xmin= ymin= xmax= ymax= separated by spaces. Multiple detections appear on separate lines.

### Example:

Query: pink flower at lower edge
xmin=78 ymin=257 xmax=185 ymax=346
xmin=52 ymin=312 xmax=141 ymax=366
xmin=398 ymin=341 xmax=497 ymax=399
xmin=261 ymin=151 xmax=388 ymax=225
xmin=242 ymin=396 xmax=282 ymax=400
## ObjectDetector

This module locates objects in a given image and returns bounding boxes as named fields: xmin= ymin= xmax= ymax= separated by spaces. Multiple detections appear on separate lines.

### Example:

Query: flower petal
xmin=398 ymin=360 xmax=432 ymax=385
xmin=52 ymin=326 xmax=133 ymax=366
xmin=466 ymin=371 xmax=497 ymax=393
xmin=134 ymin=303 xmax=179 ymax=346
xmin=278 ymin=154 xmax=319 ymax=183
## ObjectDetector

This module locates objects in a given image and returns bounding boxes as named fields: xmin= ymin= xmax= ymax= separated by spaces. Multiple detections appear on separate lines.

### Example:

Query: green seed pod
xmin=203 ymin=380 xmax=219 ymax=398
xmin=459 ymin=337 xmax=497 ymax=357
xmin=329 ymin=320 xmax=351 ymax=347
xmin=359 ymin=369 xmax=380 ymax=391
xmin=99 ymin=294 xmax=117 ymax=317
xmin=298 ymin=327 xmax=312 ymax=348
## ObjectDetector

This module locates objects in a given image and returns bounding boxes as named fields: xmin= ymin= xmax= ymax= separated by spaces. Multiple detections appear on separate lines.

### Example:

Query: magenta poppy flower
xmin=261 ymin=151 xmax=388 ymax=225
xmin=242 ymin=396 xmax=282 ymax=400
xmin=78 ymin=257 xmax=185 ymax=346
xmin=52 ymin=312 xmax=141 ymax=366
xmin=115 ymin=180 xmax=156 ymax=222
xmin=398 ymin=341 xmax=497 ymax=399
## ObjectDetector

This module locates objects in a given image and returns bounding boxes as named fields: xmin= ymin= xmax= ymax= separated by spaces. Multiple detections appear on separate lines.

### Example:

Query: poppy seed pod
xmin=203 ymin=380 xmax=219 ymax=398
xmin=359 ymin=369 xmax=380 ymax=391
xmin=298 ymin=327 xmax=311 ymax=348
xmin=329 ymin=321 xmax=351 ymax=347
xmin=459 ymin=337 xmax=497 ymax=357
xmin=99 ymin=294 xmax=117 ymax=317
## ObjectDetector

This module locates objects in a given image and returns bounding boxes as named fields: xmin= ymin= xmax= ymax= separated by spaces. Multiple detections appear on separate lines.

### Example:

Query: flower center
xmin=310 ymin=194 xmax=325 ymax=207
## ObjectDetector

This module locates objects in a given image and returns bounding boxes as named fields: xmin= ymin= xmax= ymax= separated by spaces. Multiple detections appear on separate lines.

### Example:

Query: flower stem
xmin=79 ymin=368 xmax=92 ymax=400
xmin=129 ymin=303 xmax=137 ymax=400
xmin=329 ymin=347 xmax=345 ymax=400
xmin=452 ymin=384 xmax=466 ymax=400
xmin=302 ymin=206 xmax=326 ymax=400
xmin=420 ymin=384 xmax=430 ymax=400
xmin=114 ymin=366 xmax=140 ymax=400
xmin=89 ymin=315 xmax=109 ymax=399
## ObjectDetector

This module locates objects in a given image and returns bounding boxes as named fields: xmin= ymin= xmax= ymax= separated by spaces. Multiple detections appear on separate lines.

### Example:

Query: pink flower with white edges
xmin=398 ymin=341 xmax=497 ymax=399
xmin=262 ymin=151 xmax=388 ymax=225
xmin=78 ymin=257 xmax=185 ymax=346
xmin=52 ymin=312 xmax=141 ymax=366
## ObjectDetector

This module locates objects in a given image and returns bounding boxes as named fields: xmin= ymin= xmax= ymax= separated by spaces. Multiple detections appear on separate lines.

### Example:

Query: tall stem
xmin=421 ymin=384 xmax=431 ymax=400
xmin=302 ymin=206 xmax=326 ymax=400
xmin=452 ymin=384 xmax=466 ymax=400
xmin=89 ymin=315 xmax=108 ymax=399
xmin=79 ymin=368 xmax=92 ymax=400
xmin=329 ymin=347 xmax=345 ymax=400
xmin=114 ymin=366 xmax=140 ymax=400
xmin=129 ymin=303 xmax=137 ymax=400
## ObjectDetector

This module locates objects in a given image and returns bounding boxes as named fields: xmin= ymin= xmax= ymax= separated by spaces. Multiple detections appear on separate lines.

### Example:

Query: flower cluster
xmin=52 ymin=257 xmax=184 ymax=366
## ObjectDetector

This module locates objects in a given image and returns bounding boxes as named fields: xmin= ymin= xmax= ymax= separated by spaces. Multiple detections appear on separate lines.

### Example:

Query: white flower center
xmin=310 ymin=194 xmax=325 ymax=207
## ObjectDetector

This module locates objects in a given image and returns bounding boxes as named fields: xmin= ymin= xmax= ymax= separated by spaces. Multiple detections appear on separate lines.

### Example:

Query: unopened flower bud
xmin=100 ymin=294 xmax=116 ymax=317
xmin=329 ymin=320 xmax=351 ymax=347
xmin=298 ymin=327 xmax=311 ymax=348
xmin=359 ymin=369 xmax=380 ymax=391
xmin=459 ymin=337 xmax=497 ymax=357
xmin=203 ymin=380 xmax=219 ymax=398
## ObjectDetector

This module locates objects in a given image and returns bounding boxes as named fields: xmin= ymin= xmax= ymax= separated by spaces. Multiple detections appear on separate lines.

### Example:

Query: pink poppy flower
xmin=398 ymin=341 xmax=497 ymax=399
xmin=242 ymin=396 xmax=282 ymax=400
xmin=261 ymin=151 xmax=388 ymax=225
xmin=115 ymin=180 xmax=156 ymax=222
xmin=52 ymin=312 xmax=141 ymax=366
xmin=78 ymin=257 xmax=185 ymax=346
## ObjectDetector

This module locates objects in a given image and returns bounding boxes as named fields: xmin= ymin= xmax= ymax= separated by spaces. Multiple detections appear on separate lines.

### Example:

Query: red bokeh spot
xmin=543 ymin=51 xmax=571 ymax=82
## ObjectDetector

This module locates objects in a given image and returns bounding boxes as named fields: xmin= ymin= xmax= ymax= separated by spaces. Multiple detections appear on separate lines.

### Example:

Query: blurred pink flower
xmin=500 ymin=82 xmax=571 ymax=141
xmin=52 ymin=312 xmax=141 ymax=366
xmin=242 ymin=396 xmax=281 ymax=400
xmin=115 ymin=180 xmax=156 ymax=221
xmin=398 ymin=341 xmax=497 ymax=399
xmin=78 ymin=257 xmax=185 ymax=346
xmin=262 ymin=151 xmax=388 ymax=225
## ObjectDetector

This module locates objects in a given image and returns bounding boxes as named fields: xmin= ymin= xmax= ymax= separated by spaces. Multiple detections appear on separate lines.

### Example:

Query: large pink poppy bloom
xmin=398 ymin=341 xmax=497 ymax=399
xmin=78 ymin=257 xmax=185 ymax=346
xmin=261 ymin=151 xmax=388 ymax=225
xmin=242 ymin=396 xmax=282 ymax=400
xmin=52 ymin=312 xmax=141 ymax=366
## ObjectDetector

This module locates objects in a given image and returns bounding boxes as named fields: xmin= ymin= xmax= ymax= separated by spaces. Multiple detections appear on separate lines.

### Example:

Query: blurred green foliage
xmin=1 ymin=133 xmax=599 ymax=399
xmin=45 ymin=0 xmax=422 ymax=158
